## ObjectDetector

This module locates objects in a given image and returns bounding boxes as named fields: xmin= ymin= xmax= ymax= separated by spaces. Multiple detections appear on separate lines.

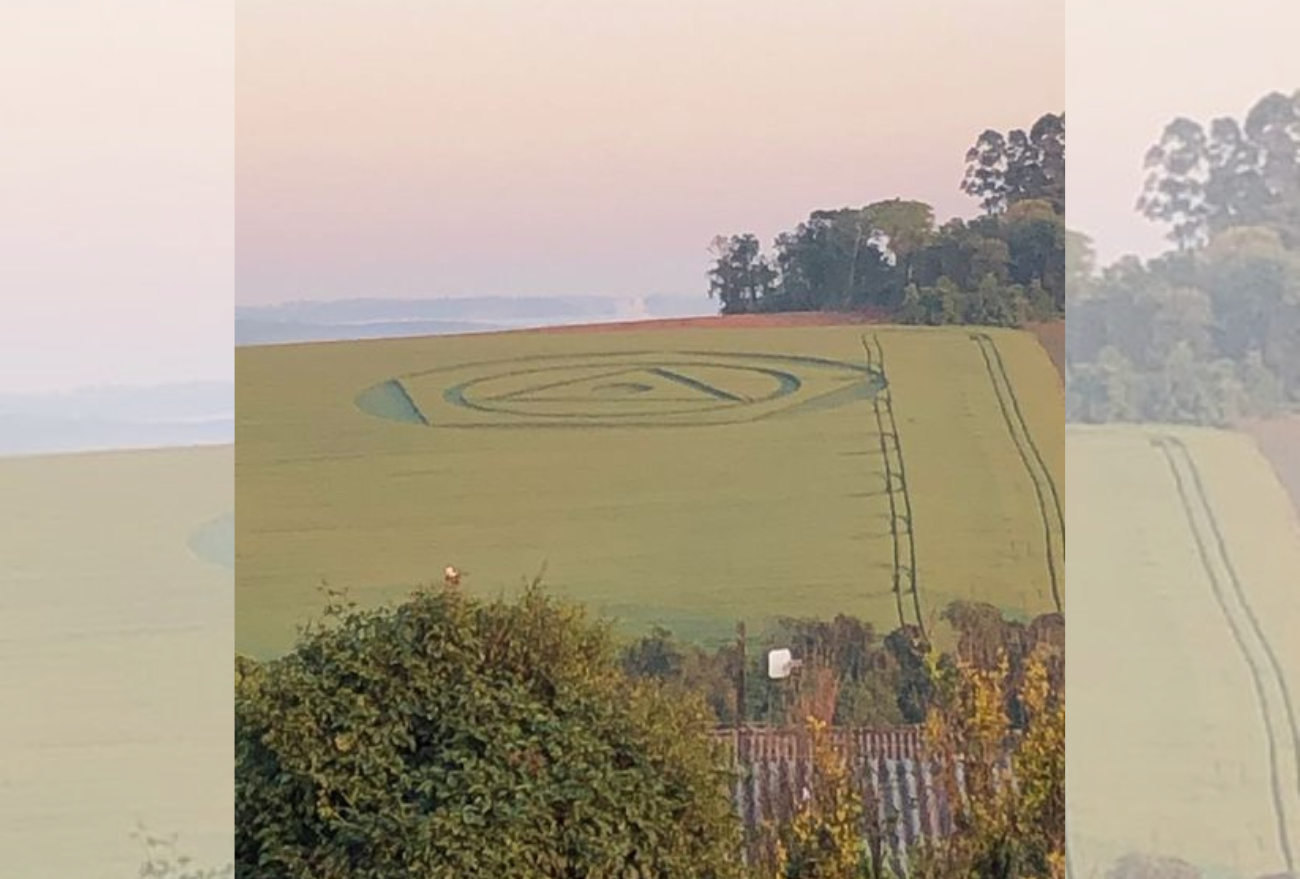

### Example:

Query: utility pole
xmin=736 ymin=620 xmax=747 ymax=729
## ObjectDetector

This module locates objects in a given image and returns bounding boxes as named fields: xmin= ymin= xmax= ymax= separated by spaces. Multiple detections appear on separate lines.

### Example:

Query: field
xmin=1067 ymin=425 xmax=1300 ymax=879
xmin=1243 ymin=415 xmax=1300 ymax=515
xmin=0 ymin=446 xmax=232 ymax=878
xmin=237 ymin=321 xmax=1063 ymax=659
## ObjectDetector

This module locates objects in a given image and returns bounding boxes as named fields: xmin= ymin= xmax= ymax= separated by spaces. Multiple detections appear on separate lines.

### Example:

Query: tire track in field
xmin=970 ymin=333 xmax=1063 ymax=614
xmin=393 ymin=379 xmax=429 ymax=425
xmin=861 ymin=334 xmax=924 ymax=638
xmin=1153 ymin=435 xmax=1300 ymax=873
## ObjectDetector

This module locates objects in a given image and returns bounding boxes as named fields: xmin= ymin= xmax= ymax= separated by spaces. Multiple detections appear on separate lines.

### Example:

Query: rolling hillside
xmin=0 ymin=446 xmax=233 ymax=878
xmin=1068 ymin=425 xmax=1300 ymax=879
xmin=237 ymin=322 xmax=1063 ymax=658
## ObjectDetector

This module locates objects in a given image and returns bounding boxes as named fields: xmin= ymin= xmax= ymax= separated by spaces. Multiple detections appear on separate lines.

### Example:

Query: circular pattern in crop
xmin=356 ymin=350 xmax=884 ymax=429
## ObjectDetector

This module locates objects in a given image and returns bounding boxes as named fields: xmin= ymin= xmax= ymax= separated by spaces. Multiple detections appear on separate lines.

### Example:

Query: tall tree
xmin=962 ymin=113 xmax=1066 ymax=215
xmin=1064 ymin=229 xmax=1097 ymax=301
xmin=864 ymin=198 xmax=936 ymax=286
xmin=1138 ymin=90 xmax=1300 ymax=249
xmin=707 ymin=234 xmax=777 ymax=314
xmin=774 ymin=209 xmax=895 ymax=310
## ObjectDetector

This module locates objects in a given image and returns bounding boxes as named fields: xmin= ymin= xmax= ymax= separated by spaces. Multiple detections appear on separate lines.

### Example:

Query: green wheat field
xmin=1068 ymin=425 xmax=1300 ymax=879
xmin=0 ymin=445 xmax=233 ymax=879
xmin=236 ymin=323 xmax=1064 ymax=659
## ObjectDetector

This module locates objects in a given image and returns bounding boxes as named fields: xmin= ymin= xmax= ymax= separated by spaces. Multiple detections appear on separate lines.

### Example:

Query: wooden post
xmin=736 ymin=620 xmax=747 ymax=728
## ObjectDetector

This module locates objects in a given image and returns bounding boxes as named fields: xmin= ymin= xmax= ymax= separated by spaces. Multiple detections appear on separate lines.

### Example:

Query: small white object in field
xmin=443 ymin=565 xmax=462 ymax=586
xmin=768 ymin=648 xmax=797 ymax=679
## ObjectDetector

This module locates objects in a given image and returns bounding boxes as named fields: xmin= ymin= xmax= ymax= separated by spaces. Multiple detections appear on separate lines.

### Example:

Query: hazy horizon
xmin=237 ymin=0 xmax=1063 ymax=307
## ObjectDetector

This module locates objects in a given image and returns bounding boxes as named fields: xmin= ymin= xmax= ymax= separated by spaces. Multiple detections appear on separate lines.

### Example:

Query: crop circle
xmin=356 ymin=350 xmax=883 ymax=429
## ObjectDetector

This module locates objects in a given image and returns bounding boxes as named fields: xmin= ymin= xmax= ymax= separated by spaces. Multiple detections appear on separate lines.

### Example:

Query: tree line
xmin=706 ymin=113 xmax=1065 ymax=328
xmin=1067 ymin=90 xmax=1300 ymax=426
xmin=619 ymin=601 xmax=1062 ymax=733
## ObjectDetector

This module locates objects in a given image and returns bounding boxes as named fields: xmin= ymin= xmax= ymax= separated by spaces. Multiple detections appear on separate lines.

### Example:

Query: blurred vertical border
xmin=0 ymin=2 xmax=233 ymax=876
xmin=1066 ymin=2 xmax=1300 ymax=878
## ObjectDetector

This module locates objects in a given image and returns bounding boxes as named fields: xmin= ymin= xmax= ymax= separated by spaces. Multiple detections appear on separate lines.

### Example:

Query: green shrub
xmin=235 ymin=585 xmax=744 ymax=879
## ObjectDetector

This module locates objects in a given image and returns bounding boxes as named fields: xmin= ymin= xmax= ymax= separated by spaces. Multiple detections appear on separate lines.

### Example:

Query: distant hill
xmin=0 ymin=381 xmax=233 ymax=456
xmin=236 ymin=295 xmax=713 ymax=346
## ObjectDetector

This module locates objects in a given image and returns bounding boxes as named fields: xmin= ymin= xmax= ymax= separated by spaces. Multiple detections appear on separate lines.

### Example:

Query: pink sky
xmin=1 ymin=0 xmax=232 ymax=394
xmin=1067 ymin=0 xmax=1300 ymax=265
xmin=237 ymin=0 xmax=1063 ymax=305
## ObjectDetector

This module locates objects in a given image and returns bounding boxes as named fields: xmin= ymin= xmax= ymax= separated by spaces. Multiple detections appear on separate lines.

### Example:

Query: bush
xmin=236 ymin=585 xmax=744 ymax=879
xmin=913 ymin=647 xmax=1064 ymax=879
xmin=765 ymin=718 xmax=870 ymax=879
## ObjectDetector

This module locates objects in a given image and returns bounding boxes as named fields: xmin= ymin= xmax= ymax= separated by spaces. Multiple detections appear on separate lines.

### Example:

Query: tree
xmin=619 ymin=627 xmax=745 ymax=725
xmin=962 ymin=113 xmax=1066 ymax=215
xmin=970 ymin=236 xmax=1012 ymax=287
xmin=708 ymin=234 xmax=778 ymax=314
xmin=1003 ymin=200 xmax=1066 ymax=308
xmin=1065 ymin=346 xmax=1139 ymax=424
xmin=1138 ymin=91 xmax=1300 ymax=250
xmin=236 ymin=585 xmax=744 ymax=879
xmin=863 ymin=198 xmax=936 ymax=286
xmin=1199 ymin=225 xmax=1300 ymax=393
xmin=965 ymin=274 xmax=1025 ymax=327
xmin=773 ymin=209 xmax=896 ymax=311
xmin=913 ymin=647 xmax=1064 ymax=879
xmin=883 ymin=625 xmax=933 ymax=723
xmin=620 ymin=624 xmax=685 ymax=680
xmin=703 ymin=113 xmax=1065 ymax=326
xmin=766 ymin=718 xmax=869 ymax=879
xmin=769 ymin=614 xmax=907 ymax=727
xmin=1064 ymin=229 xmax=1097 ymax=302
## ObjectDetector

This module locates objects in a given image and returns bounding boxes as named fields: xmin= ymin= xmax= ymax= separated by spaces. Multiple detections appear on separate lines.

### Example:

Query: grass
xmin=0 ymin=445 xmax=233 ymax=878
xmin=236 ymin=324 xmax=1063 ymax=659
xmin=1067 ymin=424 xmax=1300 ymax=879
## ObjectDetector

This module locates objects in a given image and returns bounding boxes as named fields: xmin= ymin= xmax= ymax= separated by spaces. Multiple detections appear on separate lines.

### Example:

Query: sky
xmin=1067 ymin=0 xmax=1300 ymax=266
xmin=236 ymin=0 xmax=1064 ymax=306
xmin=0 ymin=1 xmax=233 ymax=395
xmin=5 ymin=2 xmax=1294 ymax=392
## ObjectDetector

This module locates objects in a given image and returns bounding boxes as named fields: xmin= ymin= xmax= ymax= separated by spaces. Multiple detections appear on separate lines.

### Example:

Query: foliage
xmin=710 ymin=234 xmax=779 ymax=314
xmin=1066 ymin=226 xmax=1300 ymax=425
xmin=738 ymin=605 xmax=1063 ymax=879
xmin=235 ymin=584 xmax=744 ymax=879
xmin=620 ymin=625 xmax=747 ymax=725
xmin=941 ymin=601 xmax=1065 ymax=729
xmin=1069 ymin=90 xmax=1300 ymax=426
xmin=911 ymin=645 xmax=1065 ymax=879
xmin=962 ymin=114 xmax=1066 ymax=216
xmin=618 ymin=605 xmax=1061 ymax=732
xmin=1139 ymin=91 xmax=1300 ymax=250
xmin=707 ymin=114 xmax=1065 ymax=327
xmin=619 ymin=614 xmax=920 ymax=728
xmin=765 ymin=718 xmax=870 ymax=879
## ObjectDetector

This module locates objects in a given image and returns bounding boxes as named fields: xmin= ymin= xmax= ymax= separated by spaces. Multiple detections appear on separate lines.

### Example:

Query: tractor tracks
xmin=862 ymin=334 xmax=925 ymax=638
xmin=1153 ymin=434 xmax=1300 ymax=873
xmin=970 ymin=333 xmax=1064 ymax=615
